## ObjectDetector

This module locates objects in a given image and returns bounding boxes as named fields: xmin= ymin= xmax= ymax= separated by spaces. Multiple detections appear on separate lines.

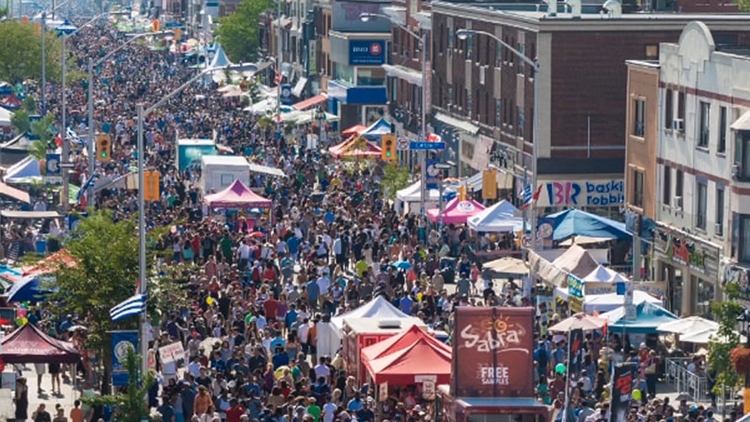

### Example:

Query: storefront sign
xmin=653 ymin=225 xmax=720 ymax=279
xmin=452 ymin=307 xmax=534 ymax=397
xmin=537 ymin=179 xmax=624 ymax=208
xmin=349 ymin=40 xmax=386 ymax=66
xmin=585 ymin=281 xmax=666 ymax=298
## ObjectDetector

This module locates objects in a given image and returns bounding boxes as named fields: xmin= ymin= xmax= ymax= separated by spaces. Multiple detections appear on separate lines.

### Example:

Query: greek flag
xmin=67 ymin=128 xmax=86 ymax=147
xmin=76 ymin=173 xmax=98 ymax=202
xmin=109 ymin=293 xmax=147 ymax=322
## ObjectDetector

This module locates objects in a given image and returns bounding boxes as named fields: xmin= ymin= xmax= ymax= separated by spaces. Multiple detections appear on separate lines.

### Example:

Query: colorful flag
xmin=520 ymin=184 xmax=542 ymax=210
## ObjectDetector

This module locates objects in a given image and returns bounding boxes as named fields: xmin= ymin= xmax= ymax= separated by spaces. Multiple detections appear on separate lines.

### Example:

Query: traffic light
xmin=96 ymin=134 xmax=111 ymax=162
xmin=381 ymin=134 xmax=397 ymax=162
xmin=144 ymin=171 xmax=160 ymax=202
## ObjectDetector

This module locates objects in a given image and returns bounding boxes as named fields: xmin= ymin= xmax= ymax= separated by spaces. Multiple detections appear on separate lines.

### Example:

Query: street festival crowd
xmin=0 ymin=16 xmax=744 ymax=422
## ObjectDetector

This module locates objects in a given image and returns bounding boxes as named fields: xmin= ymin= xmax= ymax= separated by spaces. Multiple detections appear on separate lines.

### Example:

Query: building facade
xmin=644 ymin=22 xmax=750 ymax=316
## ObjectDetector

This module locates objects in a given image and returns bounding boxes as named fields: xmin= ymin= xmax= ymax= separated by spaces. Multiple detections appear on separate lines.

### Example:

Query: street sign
xmin=45 ymin=153 xmax=61 ymax=184
xmin=410 ymin=141 xmax=446 ymax=150
xmin=396 ymin=138 xmax=410 ymax=151
xmin=58 ymin=162 xmax=76 ymax=169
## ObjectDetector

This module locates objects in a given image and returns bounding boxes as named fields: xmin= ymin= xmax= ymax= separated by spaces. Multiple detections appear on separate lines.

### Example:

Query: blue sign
xmin=426 ymin=159 xmax=440 ymax=190
xmin=280 ymin=84 xmax=293 ymax=106
xmin=45 ymin=153 xmax=61 ymax=184
xmin=111 ymin=330 xmax=139 ymax=386
xmin=349 ymin=40 xmax=386 ymax=66
xmin=410 ymin=141 xmax=446 ymax=150
xmin=328 ymin=81 xmax=388 ymax=105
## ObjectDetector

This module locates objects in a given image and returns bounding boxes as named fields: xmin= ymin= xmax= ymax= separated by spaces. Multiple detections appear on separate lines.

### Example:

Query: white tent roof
xmin=331 ymin=296 xmax=412 ymax=330
xmin=0 ymin=106 xmax=13 ymax=124
xmin=343 ymin=316 xmax=426 ymax=334
xmin=4 ymin=155 xmax=42 ymax=183
xmin=585 ymin=290 xmax=662 ymax=313
xmin=396 ymin=180 xmax=456 ymax=203
xmin=582 ymin=265 xmax=628 ymax=282
xmin=467 ymin=200 xmax=523 ymax=232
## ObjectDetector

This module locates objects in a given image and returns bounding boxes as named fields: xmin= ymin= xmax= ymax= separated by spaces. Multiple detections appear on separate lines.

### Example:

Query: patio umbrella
xmin=656 ymin=316 xmax=719 ymax=335
xmin=549 ymin=312 xmax=607 ymax=333
xmin=680 ymin=328 xmax=746 ymax=344
xmin=248 ymin=231 xmax=266 ymax=238
xmin=391 ymin=261 xmax=412 ymax=270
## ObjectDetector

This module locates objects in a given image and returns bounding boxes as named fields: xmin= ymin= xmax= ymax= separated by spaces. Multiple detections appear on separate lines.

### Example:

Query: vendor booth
xmin=361 ymin=325 xmax=452 ymax=385
xmin=204 ymin=180 xmax=272 ymax=209
xmin=582 ymin=265 xmax=628 ymax=282
xmin=467 ymin=200 xmax=523 ymax=233
xmin=601 ymin=301 xmax=677 ymax=334
xmin=1 ymin=323 xmax=80 ymax=363
xmin=554 ymin=289 xmax=663 ymax=314
xmin=536 ymin=245 xmax=604 ymax=287
xmin=395 ymin=180 xmax=456 ymax=215
xmin=427 ymin=198 xmax=485 ymax=225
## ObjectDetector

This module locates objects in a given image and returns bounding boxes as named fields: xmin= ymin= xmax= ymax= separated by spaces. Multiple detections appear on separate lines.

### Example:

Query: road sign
xmin=59 ymin=162 xmax=76 ymax=169
xmin=45 ymin=153 xmax=61 ymax=184
xmin=396 ymin=138 xmax=410 ymax=151
xmin=410 ymin=141 xmax=446 ymax=150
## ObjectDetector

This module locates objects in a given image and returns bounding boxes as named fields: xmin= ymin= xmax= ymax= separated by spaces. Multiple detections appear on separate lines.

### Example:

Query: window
xmin=632 ymin=169 xmax=644 ymax=208
xmin=737 ymin=133 xmax=750 ymax=179
xmin=494 ymin=99 xmax=502 ymax=127
xmin=494 ymin=42 xmax=503 ymax=68
xmin=698 ymin=101 xmax=710 ymax=148
xmin=741 ymin=215 xmax=750 ymax=262
xmin=467 ymin=89 xmax=473 ymax=118
xmin=447 ymin=27 xmax=454 ymax=57
xmin=716 ymin=187 xmax=725 ymax=236
xmin=719 ymin=106 xmax=727 ymax=153
xmin=517 ymin=107 xmax=525 ymax=138
xmin=675 ymin=169 xmax=684 ymax=208
xmin=446 ymin=84 xmax=453 ymax=107
xmin=678 ymin=91 xmax=686 ymax=119
xmin=633 ymin=99 xmax=645 ymax=137
xmin=696 ymin=180 xmax=707 ymax=230
xmin=662 ymin=166 xmax=671 ymax=205
xmin=695 ymin=276 xmax=714 ymax=318
xmin=645 ymin=44 xmax=659 ymax=60
xmin=465 ymin=33 xmax=473 ymax=60
xmin=664 ymin=89 xmax=673 ymax=129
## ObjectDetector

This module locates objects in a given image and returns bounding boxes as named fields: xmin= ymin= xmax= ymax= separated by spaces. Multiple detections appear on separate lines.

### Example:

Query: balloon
xmin=15 ymin=317 xmax=27 ymax=326
xmin=206 ymin=297 xmax=214 ymax=306
xmin=245 ymin=314 xmax=254 ymax=324
xmin=555 ymin=363 xmax=566 ymax=374
xmin=19 ymin=303 xmax=28 ymax=309
xmin=632 ymin=389 xmax=642 ymax=401
xmin=16 ymin=309 xmax=27 ymax=318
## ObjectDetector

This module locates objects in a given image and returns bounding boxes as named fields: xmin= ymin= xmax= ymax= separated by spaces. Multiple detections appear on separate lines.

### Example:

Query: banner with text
xmin=111 ymin=330 xmax=138 ymax=387
xmin=536 ymin=179 xmax=624 ymax=208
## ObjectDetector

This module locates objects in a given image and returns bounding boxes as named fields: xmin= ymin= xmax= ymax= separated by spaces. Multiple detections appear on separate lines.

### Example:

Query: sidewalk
xmin=1 ymin=365 xmax=82 ymax=421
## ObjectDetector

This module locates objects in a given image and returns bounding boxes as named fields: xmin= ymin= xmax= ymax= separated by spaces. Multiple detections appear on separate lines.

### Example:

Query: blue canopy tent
xmin=209 ymin=44 xmax=231 ymax=69
xmin=361 ymin=118 xmax=393 ymax=139
xmin=3 ymin=155 xmax=42 ymax=184
xmin=6 ymin=275 xmax=51 ymax=303
xmin=546 ymin=209 xmax=630 ymax=241
xmin=601 ymin=301 xmax=678 ymax=334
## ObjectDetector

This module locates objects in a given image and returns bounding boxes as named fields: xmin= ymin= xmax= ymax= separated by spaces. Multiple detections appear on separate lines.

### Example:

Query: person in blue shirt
xmin=399 ymin=294 xmax=413 ymax=315
xmin=269 ymin=331 xmax=286 ymax=352
xmin=533 ymin=341 xmax=550 ymax=378
xmin=307 ymin=279 xmax=320 ymax=311
xmin=347 ymin=392 xmax=364 ymax=412
xmin=58 ymin=315 xmax=74 ymax=333
xmin=272 ymin=346 xmax=290 ymax=369
xmin=552 ymin=342 xmax=566 ymax=366
xmin=323 ymin=209 xmax=335 ymax=226
xmin=287 ymin=236 xmax=300 ymax=261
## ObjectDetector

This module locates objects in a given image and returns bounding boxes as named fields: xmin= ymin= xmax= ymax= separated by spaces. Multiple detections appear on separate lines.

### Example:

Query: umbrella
xmin=274 ymin=365 xmax=290 ymax=379
xmin=548 ymin=313 xmax=607 ymax=333
xmin=67 ymin=325 xmax=88 ymax=332
xmin=656 ymin=316 xmax=719 ymax=335
xmin=680 ymin=328 xmax=746 ymax=344
xmin=391 ymin=260 xmax=412 ymax=270
xmin=248 ymin=231 xmax=266 ymax=238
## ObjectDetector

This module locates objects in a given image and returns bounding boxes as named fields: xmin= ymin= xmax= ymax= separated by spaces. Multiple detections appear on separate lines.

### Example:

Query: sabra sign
xmin=653 ymin=224 xmax=720 ymax=278
xmin=452 ymin=307 xmax=534 ymax=397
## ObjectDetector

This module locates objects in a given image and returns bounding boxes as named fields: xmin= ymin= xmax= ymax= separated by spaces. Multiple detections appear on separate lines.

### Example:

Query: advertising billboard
xmin=349 ymin=40 xmax=386 ymax=66
xmin=452 ymin=307 xmax=534 ymax=397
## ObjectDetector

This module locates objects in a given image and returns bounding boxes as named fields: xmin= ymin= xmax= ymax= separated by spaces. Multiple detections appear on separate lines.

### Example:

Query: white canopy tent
xmin=467 ymin=200 xmax=523 ymax=232
xmin=582 ymin=265 xmax=629 ymax=282
xmin=0 ymin=106 xmax=13 ymax=126
xmin=553 ymin=289 xmax=663 ymax=314
xmin=395 ymin=180 xmax=456 ymax=214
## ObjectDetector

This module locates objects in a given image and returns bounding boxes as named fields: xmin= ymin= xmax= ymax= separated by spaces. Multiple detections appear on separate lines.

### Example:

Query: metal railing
xmin=665 ymin=357 xmax=710 ymax=402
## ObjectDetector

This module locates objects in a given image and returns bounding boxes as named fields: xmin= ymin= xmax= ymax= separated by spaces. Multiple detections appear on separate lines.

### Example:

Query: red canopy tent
xmin=204 ymin=180 xmax=272 ymax=209
xmin=361 ymin=325 xmax=452 ymax=385
xmin=22 ymin=249 xmax=77 ymax=276
xmin=341 ymin=124 xmax=367 ymax=137
xmin=331 ymin=136 xmax=382 ymax=159
xmin=1 ymin=323 xmax=80 ymax=364
xmin=1 ymin=94 xmax=23 ymax=109
xmin=328 ymin=135 xmax=356 ymax=156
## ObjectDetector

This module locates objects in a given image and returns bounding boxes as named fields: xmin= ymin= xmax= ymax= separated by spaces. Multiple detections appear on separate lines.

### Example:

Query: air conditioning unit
xmin=732 ymin=163 xmax=741 ymax=179
xmin=673 ymin=118 xmax=684 ymax=131
xmin=673 ymin=196 xmax=683 ymax=209
xmin=715 ymin=222 xmax=723 ymax=236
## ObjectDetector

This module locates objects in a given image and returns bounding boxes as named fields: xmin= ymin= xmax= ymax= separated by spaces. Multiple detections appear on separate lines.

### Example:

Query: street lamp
xmin=455 ymin=28 xmax=540 ymax=262
xmin=136 ymin=65 xmax=227 ymax=379
xmin=86 ymin=30 xmax=173 ymax=207
xmin=359 ymin=12 xmax=431 ymax=217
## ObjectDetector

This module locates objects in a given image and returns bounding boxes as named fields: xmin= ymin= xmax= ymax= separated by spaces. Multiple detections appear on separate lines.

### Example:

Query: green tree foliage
xmin=23 ymin=95 xmax=37 ymax=113
xmin=28 ymin=113 xmax=56 ymax=161
xmin=0 ymin=21 xmax=62 ymax=84
xmin=708 ymin=281 xmax=743 ymax=398
xmin=739 ymin=0 xmax=749 ymax=11
xmin=11 ymin=108 xmax=30 ymax=134
xmin=215 ymin=0 xmax=273 ymax=63
xmin=83 ymin=348 xmax=155 ymax=422
xmin=0 ymin=7 xmax=7 ymax=18
xmin=381 ymin=162 xmax=410 ymax=201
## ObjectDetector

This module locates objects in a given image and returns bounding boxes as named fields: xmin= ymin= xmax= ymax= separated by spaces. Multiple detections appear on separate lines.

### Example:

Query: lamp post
xmin=360 ymin=12 xmax=430 ymax=216
xmin=136 ymin=65 xmax=226 ymax=381
xmin=456 ymin=29 xmax=540 ymax=263
xmin=86 ymin=30 xmax=173 ymax=207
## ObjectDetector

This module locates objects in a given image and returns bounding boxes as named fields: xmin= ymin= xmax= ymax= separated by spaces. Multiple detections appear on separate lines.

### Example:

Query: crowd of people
xmin=0 ymin=10 xmax=743 ymax=422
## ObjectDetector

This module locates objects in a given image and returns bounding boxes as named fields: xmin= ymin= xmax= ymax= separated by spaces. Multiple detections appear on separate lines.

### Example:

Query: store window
xmin=694 ymin=276 xmax=714 ymax=318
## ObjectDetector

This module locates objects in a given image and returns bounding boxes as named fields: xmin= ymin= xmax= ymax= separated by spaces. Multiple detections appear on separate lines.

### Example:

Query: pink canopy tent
xmin=204 ymin=180 xmax=272 ymax=209
xmin=427 ymin=198 xmax=485 ymax=224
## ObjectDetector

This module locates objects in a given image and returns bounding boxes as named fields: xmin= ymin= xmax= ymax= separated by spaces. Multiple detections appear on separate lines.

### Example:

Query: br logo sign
xmin=370 ymin=42 xmax=382 ymax=55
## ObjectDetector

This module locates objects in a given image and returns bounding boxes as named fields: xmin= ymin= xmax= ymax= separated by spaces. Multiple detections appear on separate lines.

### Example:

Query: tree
xmin=23 ymin=95 xmax=37 ymax=114
xmin=28 ymin=113 xmax=56 ymax=161
xmin=215 ymin=0 xmax=273 ymax=63
xmin=47 ymin=211 xmax=144 ymax=394
xmin=381 ymin=162 xmax=411 ymax=201
xmin=708 ymin=281 xmax=743 ymax=408
xmin=84 ymin=348 xmax=155 ymax=422
xmin=0 ymin=7 xmax=7 ymax=18
xmin=11 ymin=108 xmax=31 ymax=134
xmin=0 ymin=21 xmax=62 ymax=84
xmin=739 ymin=0 xmax=749 ymax=12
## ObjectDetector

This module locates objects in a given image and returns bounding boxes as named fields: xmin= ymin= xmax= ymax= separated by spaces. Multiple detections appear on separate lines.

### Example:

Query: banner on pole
xmin=425 ymin=159 xmax=440 ymax=190
xmin=609 ymin=364 xmax=634 ymax=422
xmin=111 ymin=330 xmax=138 ymax=387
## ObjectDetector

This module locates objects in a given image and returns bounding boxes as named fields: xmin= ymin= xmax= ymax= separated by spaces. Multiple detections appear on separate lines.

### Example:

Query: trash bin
xmin=35 ymin=240 xmax=47 ymax=255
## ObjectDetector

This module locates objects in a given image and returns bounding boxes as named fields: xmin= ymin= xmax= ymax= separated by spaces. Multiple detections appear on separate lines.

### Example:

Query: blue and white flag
xmin=67 ymin=128 xmax=86 ymax=147
xmin=110 ymin=293 xmax=147 ymax=322
xmin=76 ymin=173 xmax=98 ymax=203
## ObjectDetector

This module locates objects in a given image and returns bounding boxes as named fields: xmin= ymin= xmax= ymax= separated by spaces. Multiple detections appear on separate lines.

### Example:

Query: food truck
xmin=435 ymin=307 xmax=551 ymax=422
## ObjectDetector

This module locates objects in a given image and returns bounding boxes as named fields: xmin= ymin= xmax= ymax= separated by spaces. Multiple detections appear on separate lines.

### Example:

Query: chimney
xmin=544 ymin=0 xmax=557 ymax=17
xmin=567 ymin=0 xmax=582 ymax=18
xmin=602 ymin=0 xmax=622 ymax=17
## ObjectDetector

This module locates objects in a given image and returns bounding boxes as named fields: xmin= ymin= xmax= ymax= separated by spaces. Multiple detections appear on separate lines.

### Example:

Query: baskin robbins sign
xmin=349 ymin=40 xmax=386 ymax=66
xmin=537 ymin=179 xmax=624 ymax=207
xmin=452 ymin=307 xmax=534 ymax=397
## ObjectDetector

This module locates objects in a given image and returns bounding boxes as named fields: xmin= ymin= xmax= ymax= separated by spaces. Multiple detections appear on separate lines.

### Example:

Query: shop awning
xmin=0 ymin=181 xmax=30 ymax=203
xmin=1 ymin=210 xmax=62 ymax=219
xmin=292 ymin=77 xmax=308 ymax=97
xmin=435 ymin=112 xmax=480 ymax=135
xmin=382 ymin=64 xmax=422 ymax=86
xmin=732 ymin=110 xmax=750 ymax=131
xmin=293 ymin=93 xmax=328 ymax=110
xmin=248 ymin=163 xmax=287 ymax=178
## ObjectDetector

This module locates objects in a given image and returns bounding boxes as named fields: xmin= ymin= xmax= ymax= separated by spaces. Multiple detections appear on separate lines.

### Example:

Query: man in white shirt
xmin=314 ymin=356 xmax=331 ymax=384
xmin=188 ymin=356 xmax=202 ymax=378
xmin=317 ymin=274 xmax=331 ymax=297
xmin=322 ymin=400 xmax=337 ymax=422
